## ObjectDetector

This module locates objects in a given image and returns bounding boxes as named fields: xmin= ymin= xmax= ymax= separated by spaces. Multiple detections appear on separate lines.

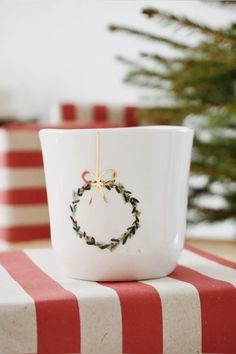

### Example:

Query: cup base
xmin=55 ymin=248 xmax=181 ymax=282
xmin=63 ymin=268 xmax=176 ymax=282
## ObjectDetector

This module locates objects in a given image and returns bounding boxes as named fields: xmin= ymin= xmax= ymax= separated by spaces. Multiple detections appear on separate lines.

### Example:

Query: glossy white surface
xmin=40 ymin=126 xmax=193 ymax=281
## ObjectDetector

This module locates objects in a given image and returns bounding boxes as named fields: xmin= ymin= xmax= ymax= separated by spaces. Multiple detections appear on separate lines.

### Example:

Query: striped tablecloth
xmin=0 ymin=245 xmax=235 ymax=354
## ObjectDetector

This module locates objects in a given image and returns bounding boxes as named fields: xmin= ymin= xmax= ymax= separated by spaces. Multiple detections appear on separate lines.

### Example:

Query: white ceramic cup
xmin=39 ymin=126 xmax=193 ymax=281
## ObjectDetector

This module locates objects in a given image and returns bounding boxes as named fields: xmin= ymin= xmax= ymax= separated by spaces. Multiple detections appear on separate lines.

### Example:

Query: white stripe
xmin=0 ymin=239 xmax=51 ymax=251
xmin=0 ymin=240 xmax=10 ymax=251
xmin=25 ymin=248 xmax=122 ymax=354
xmin=142 ymin=277 xmax=201 ymax=353
xmin=0 ymin=264 xmax=37 ymax=353
xmin=78 ymin=105 xmax=92 ymax=123
xmin=107 ymin=105 xmax=123 ymax=123
xmin=0 ymin=131 xmax=40 ymax=151
xmin=180 ymin=249 xmax=236 ymax=287
xmin=0 ymin=167 xmax=45 ymax=188
xmin=0 ymin=204 xmax=49 ymax=226
xmin=49 ymin=104 xmax=61 ymax=123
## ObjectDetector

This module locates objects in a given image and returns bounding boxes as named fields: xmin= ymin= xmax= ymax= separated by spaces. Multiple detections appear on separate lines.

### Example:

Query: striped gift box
xmin=0 ymin=123 xmax=48 ymax=242
xmin=0 ymin=122 xmax=124 ymax=243
xmin=50 ymin=103 xmax=138 ymax=126
xmin=0 ymin=245 xmax=235 ymax=353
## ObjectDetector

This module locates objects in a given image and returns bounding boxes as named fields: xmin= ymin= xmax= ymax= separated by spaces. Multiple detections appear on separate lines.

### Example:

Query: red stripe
xmin=93 ymin=105 xmax=109 ymax=123
xmin=100 ymin=281 xmax=162 ymax=353
xmin=185 ymin=244 xmax=236 ymax=270
xmin=61 ymin=104 xmax=77 ymax=121
xmin=0 ymin=188 xmax=47 ymax=204
xmin=124 ymin=106 xmax=138 ymax=127
xmin=0 ymin=151 xmax=43 ymax=167
xmin=0 ymin=224 xmax=50 ymax=242
xmin=171 ymin=265 xmax=236 ymax=353
xmin=0 ymin=251 xmax=80 ymax=353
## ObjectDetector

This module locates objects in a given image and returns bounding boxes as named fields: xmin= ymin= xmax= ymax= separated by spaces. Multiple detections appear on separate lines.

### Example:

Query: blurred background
xmin=0 ymin=0 xmax=236 ymax=243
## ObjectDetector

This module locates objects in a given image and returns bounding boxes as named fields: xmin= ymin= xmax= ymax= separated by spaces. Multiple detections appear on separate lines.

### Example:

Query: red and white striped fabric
xmin=0 ymin=245 xmax=235 ymax=353
xmin=0 ymin=122 xmax=124 ymax=243
xmin=50 ymin=103 xmax=138 ymax=127
xmin=0 ymin=124 xmax=49 ymax=242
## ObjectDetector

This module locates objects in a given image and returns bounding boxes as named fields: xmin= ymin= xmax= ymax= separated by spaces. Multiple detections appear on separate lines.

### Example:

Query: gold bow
xmin=81 ymin=132 xmax=116 ymax=204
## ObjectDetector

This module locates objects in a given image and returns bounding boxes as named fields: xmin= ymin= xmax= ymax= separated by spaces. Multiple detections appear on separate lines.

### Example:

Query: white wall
xmin=0 ymin=0 xmax=235 ymax=120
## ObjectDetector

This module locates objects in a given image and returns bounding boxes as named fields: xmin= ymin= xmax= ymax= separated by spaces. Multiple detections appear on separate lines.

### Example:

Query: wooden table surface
xmin=4 ymin=238 xmax=236 ymax=262
xmin=186 ymin=238 xmax=236 ymax=262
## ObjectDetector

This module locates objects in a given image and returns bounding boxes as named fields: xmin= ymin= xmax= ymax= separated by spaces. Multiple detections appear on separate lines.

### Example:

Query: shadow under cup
xmin=39 ymin=126 xmax=194 ymax=281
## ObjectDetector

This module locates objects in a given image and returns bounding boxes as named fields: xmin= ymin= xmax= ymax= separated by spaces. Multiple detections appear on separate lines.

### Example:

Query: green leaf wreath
xmin=69 ymin=180 xmax=141 ymax=251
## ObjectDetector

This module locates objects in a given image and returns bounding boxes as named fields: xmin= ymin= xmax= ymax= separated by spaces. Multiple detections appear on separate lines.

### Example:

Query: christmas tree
xmin=109 ymin=4 xmax=236 ymax=226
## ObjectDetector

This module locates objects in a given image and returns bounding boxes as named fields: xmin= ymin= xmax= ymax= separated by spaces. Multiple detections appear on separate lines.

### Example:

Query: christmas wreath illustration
xmin=69 ymin=131 xmax=141 ymax=251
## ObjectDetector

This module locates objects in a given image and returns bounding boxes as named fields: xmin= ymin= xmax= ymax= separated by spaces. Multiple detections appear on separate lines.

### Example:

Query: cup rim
xmin=39 ymin=125 xmax=193 ymax=136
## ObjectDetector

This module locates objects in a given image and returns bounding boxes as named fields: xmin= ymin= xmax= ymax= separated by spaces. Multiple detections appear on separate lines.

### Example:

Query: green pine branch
xmin=140 ymin=52 xmax=171 ymax=65
xmin=123 ymin=77 xmax=165 ymax=91
xmin=142 ymin=7 xmax=236 ymax=45
xmin=108 ymin=24 xmax=190 ymax=49
xmin=196 ymin=41 xmax=236 ymax=63
xmin=116 ymin=55 xmax=174 ymax=81
xmin=140 ymin=51 xmax=234 ymax=68
xmin=109 ymin=4 xmax=236 ymax=225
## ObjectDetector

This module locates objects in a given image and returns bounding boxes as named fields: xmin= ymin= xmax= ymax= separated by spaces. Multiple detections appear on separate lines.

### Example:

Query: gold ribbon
xmin=81 ymin=131 xmax=116 ymax=204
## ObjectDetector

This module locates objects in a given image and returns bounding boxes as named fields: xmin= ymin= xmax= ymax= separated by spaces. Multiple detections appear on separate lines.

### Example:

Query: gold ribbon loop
xmin=100 ymin=169 xmax=117 ymax=184
xmin=81 ymin=132 xmax=117 ymax=204
xmin=81 ymin=170 xmax=92 ymax=184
